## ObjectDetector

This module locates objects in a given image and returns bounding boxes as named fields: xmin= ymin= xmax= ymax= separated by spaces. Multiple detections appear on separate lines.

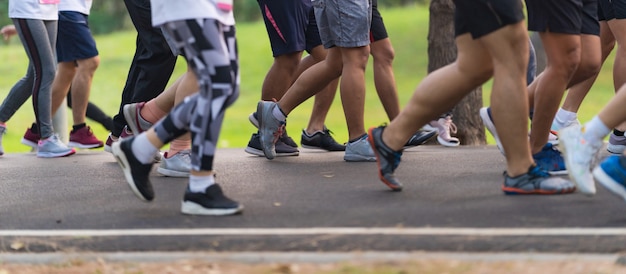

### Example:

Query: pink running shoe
xmin=424 ymin=115 xmax=460 ymax=147
xmin=68 ymin=126 xmax=104 ymax=149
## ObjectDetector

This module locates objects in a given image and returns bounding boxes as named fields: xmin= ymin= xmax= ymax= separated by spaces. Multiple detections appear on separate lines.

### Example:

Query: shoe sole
xmin=501 ymin=185 xmax=574 ymax=195
xmin=123 ymin=104 xmax=142 ymax=135
xmin=367 ymin=128 xmax=403 ymax=191
xmin=244 ymin=146 xmax=299 ymax=157
xmin=36 ymin=149 xmax=76 ymax=158
xmin=403 ymin=131 xmax=437 ymax=149
xmin=479 ymin=108 xmax=503 ymax=153
xmin=157 ymin=167 xmax=190 ymax=178
xmin=68 ymin=141 xmax=104 ymax=149
xmin=248 ymin=113 xmax=259 ymax=128
xmin=112 ymin=142 xmax=152 ymax=202
xmin=21 ymin=138 xmax=38 ymax=151
xmin=607 ymin=144 xmax=626 ymax=154
xmin=181 ymin=201 xmax=244 ymax=216
xmin=593 ymin=166 xmax=626 ymax=201
xmin=343 ymin=154 xmax=376 ymax=162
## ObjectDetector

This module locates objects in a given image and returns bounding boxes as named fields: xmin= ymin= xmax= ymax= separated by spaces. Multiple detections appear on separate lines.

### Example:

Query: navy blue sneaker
xmin=533 ymin=143 xmax=567 ymax=175
xmin=593 ymin=155 xmax=626 ymax=201
xmin=404 ymin=129 xmax=437 ymax=148
xmin=367 ymin=126 xmax=403 ymax=191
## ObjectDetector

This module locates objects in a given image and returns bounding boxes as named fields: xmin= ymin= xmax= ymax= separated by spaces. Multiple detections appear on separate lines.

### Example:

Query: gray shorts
xmin=312 ymin=0 xmax=372 ymax=48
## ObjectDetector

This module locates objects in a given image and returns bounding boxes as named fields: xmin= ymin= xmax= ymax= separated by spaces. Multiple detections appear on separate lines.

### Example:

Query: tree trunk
xmin=427 ymin=0 xmax=486 ymax=145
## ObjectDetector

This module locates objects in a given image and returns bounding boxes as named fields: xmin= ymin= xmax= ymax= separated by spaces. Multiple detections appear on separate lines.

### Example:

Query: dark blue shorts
xmin=598 ymin=0 xmax=626 ymax=21
xmin=56 ymin=11 xmax=99 ymax=62
xmin=370 ymin=0 xmax=388 ymax=42
xmin=454 ymin=0 xmax=524 ymax=39
xmin=257 ymin=0 xmax=322 ymax=57
xmin=526 ymin=0 xmax=599 ymax=35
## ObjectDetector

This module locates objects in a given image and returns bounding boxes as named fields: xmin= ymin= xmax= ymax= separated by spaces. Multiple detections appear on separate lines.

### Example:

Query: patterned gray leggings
xmin=153 ymin=19 xmax=239 ymax=171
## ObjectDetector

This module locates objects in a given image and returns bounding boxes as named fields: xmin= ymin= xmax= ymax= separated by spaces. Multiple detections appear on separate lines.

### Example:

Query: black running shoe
xmin=279 ymin=129 xmax=298 ymax=148
xmin=367 ymin=126 xmax=403 ymax=191
xmin=245 ymin=133 xmax=299 ymax=157
xmin=112 ymin=136 xmax=155 ymax=201
xmin=404 ymin=129 xmax=437 ymax=148
xmin=301 ymin=127 xmax=346 ymax=151
xmin=181 ymin=184 xmax=244 ymax=216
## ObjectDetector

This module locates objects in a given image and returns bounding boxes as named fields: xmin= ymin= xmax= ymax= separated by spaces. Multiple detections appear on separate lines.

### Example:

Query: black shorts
xmin=369 ymin=0 xmax=388 ymax=42
xmin=56 ymin=11 xmax=99 ymax=62
xmin=526 ymin=0 xmax=599 ymax=35
xmin=598 ymin=0 xmax=626 ymax=21
xmin=453 ymin=0 xmax=524 ymax=39
xmin=257 ymin=0 xmax=322 ymax=57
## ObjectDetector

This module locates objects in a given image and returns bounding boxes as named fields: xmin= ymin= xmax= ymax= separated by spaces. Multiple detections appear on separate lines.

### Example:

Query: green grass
xmin=0 ymin=5 xmax=614 ymax=153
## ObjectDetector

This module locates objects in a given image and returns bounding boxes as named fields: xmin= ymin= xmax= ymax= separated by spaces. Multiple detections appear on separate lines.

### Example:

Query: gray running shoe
xmin=123 ymin=102 xmax=153 ymax=134
xmin=157 ymin=150 xmax=191 ymax=177
xmin=368 ymin=126 xmax=403 ymax=191
xmin=37 ymin=134 xmax=76 ymax=158
xmin=256 ymin=101 xmax=285 ymax=160
xmin=0 ymin=124 xmax=5 ymax=156
xmin=245 ymin=133 xmax=299 ymax=157
xmin=301 ymin=127 xmax=346 ymax=151
xmin=344 ymin=134 xmax=376 ymax=162
xmin=607 ymin=132 xmax=626 ymax=154
xmin=502 ymin=165 xmax=576 ymax=195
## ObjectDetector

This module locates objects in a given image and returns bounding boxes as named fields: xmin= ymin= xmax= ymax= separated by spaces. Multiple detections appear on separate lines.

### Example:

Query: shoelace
xmin=528 ymin=165 xmax=550 ymax=178
xmin=442 ymin=116 xmax=457 ymax=134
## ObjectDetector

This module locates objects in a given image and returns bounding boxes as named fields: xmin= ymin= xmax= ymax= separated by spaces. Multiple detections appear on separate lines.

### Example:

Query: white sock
xmin=272 ymin=105 xmax=287 ymax=122
xmin=131 ymin=134 xmax=159 ymax=164
xmin=582 ymin=116 xmax=610 ymax=144
xmin=189 ymin=174 xmax=215 ymax=193
xmin=555 ymin=108 xmax=577 ymax=125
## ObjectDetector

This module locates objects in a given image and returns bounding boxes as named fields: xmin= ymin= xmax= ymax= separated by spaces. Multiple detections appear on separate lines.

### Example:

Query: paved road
xmin=1 ymin=145 xmax=625 ymax=253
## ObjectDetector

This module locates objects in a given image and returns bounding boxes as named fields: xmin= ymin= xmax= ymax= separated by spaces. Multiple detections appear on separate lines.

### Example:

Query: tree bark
xmin=427 ymin=0 xmax=486 ymax=145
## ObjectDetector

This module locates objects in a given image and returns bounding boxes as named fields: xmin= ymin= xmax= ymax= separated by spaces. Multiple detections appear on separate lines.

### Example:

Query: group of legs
xmin=247 ymin=0 xmax=437 ymax=162
xmin=0 ymin=2 xmax=114 ymax=157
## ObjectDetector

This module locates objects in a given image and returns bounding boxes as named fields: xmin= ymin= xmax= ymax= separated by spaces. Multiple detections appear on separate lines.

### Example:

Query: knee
xmin=371 ymin=44 xmax=395 ymax=67
xmin=78 ymin=56 xmax=100 ymax=73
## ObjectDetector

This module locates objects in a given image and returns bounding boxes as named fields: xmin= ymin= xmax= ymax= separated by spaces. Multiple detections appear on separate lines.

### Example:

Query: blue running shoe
xmin=256 ymin=101 xmax=286 ymax=160
xmin=533 ymin=143 xmax=567 ymax=175
xmin=367 ymin=126 xmax=403 ymax=191
xmin=593 ymin=155 xmax=626 ymax=201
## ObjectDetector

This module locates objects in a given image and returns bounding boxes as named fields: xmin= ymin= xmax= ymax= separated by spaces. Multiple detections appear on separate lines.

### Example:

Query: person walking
xmin=112 ymin=0 xmax=243 ymax=215
xmin=0 ymin=0 xmax=75 ymax=158
xmin=367 ymin=0 xmax=575 ymax=194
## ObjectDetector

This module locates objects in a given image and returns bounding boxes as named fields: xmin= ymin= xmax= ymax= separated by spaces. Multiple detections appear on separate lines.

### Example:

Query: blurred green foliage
xmin=0 ymin=0 xmax=427 ymax=34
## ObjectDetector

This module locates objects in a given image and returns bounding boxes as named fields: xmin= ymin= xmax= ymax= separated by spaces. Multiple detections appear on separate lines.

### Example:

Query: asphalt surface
xmin=1 ymin=145 xmax=625 ymax=253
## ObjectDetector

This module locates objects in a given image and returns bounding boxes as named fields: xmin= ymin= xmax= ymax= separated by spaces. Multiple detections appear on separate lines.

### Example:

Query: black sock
xmin=72 ymin=123 xmax=86 ymax=132
xmin=614 ymin=129 xmax=624 ymax=137
xmin=30 ymin=122 xmax=38 ymax=134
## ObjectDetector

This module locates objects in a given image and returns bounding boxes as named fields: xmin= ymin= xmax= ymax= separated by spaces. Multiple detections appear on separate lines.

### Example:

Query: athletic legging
xmin=152 ymin=19 xmax=239 ymax=171
xmin=0 ymin=19 xmax=57 ymax=139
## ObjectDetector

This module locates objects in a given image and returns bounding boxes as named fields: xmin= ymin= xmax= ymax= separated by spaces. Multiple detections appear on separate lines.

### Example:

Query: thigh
xmin=313 ymin=0 xmax=371 ymax=48
xmin=258 ymin=0 xmax=311 ymax=56
xmin=454 ymin=0 xmax=524 ymax=39
xmin=57 ymin=11 xmax=98 ymax=62
xmin=526 ymin=0 xmax=584 ymax=34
